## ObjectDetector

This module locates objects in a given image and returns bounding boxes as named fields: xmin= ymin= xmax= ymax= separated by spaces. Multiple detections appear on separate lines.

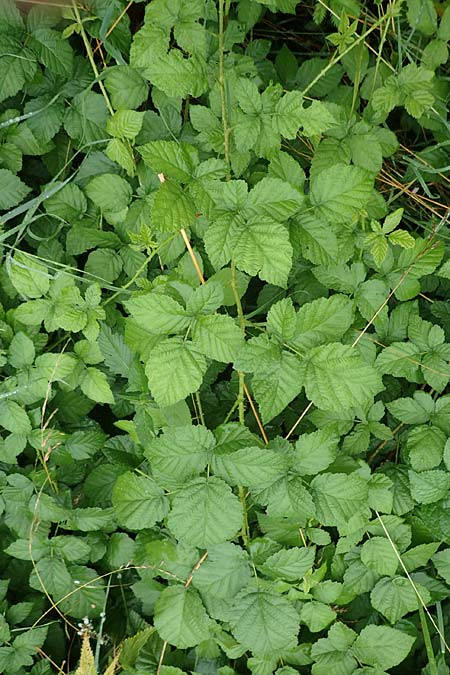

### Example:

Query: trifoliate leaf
xmin=145 ymin=338 xmax=207 ymax=407
xmin=230 ymin=587 xmax=300 ymax=656
xmin=154 ymin=585 xmax=212 ymax=648
xmin=167 ymin=477 xmax=243 ymax=548
xmin=112 ymin=472 xmax=168 ymax=530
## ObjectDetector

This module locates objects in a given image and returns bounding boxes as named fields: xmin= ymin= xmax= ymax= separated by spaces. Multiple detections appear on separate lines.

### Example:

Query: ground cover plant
xmin=0 ymin=0 xmax=450 ymax=672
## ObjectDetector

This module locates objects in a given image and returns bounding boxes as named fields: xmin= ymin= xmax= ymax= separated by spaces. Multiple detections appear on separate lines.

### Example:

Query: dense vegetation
xmin=1 ymin=0 xmax=450 ymax=672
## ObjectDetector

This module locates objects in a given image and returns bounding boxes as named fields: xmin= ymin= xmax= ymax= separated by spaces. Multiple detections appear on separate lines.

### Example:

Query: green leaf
xmin=154 ymin=585 xmax=212 ymax=648
xmin=388 ymin=230 xmax=415 ymax=248
xmin=85 ymin=173 xmax=132 ymax=214
xmin=79 ymin=367 xmax=114 ymax=405
xmin=104 ymin=65 xmax=149 ymax=110
xmin=29 ymin=28 xmax=73 ymax=77
xmin=8 ymin=251 xmax=49 ymax=298
xmin=152 ymin=180 xmax=197 ymax=231
xmin=145 ymin=337 xmax=207 ymax=407
xmin=294 ymin=429 xmax=339 ymax=475
xmin=300 ymin=601 xmax=336 ymax=632
xmin=193 ymin=314 xmax=244 ymax=362
xmin=370 ymin=576 xmax=429 ymax=623
xmin=260 ymin=546 xmax=315 ymax=581
xmin=0 ymin=400 xmax=31 ymax=434
xmin=145 ymin=425 xmax=215 ymax=483
xmin=126 ymin=293 xmax=190 ymax=335
xmin=311 ymin=473 xmax=369 ymax=527
xmin=251 ymin=351 xmax=304 ymax=423
xmin=291 ymin=295 xmax=354 ymax=351
xmin=310 ymin=164 xmax=373 ymax=223
xmin=386 ymin=392 xmax=433 ymax=424
xmin=311 ymin=622 xmax=357 ymax=675
xmin=246 ymin=177 xmax=303 ymax=221
xmin=432 ymin=548 xmax=450 ymax=583
xmin=97 ymin=324 xmax=133 ymax=378
xmin=0 ymin=169 xmax=31 ymax=210
xmin=408 ymin=469 xmax=450 ymax=504
xmin=230 ymin=587 xmax=300 ymax=656
xmin=360 ymin=537 xmax=398 ymax=576
xmin=192 ymin=542 xmax=251 ymax=600
xmin=302 ymin=343 xmax=384 ymax=412
xmin=167 ymin=477 xmax=243 ymax=548
xmin=407 ymin=425 xmax=446 ymax=471
xmin=234 ymin=216 xmax=293 ymax=288
xmin=267 ymin=298 xmax=296 ymax=342
xmin=273 ymin=90 xmax=303 ymax=138
xmin=112 ymin=471 xmax=168 ymax=530
xmin=107 ymin=110 xmax=144 ymax=140
xmin=351 ymin=625 xmax=415 ymax=670
xmin=186 ymin=280 xmax=225 ymax=315
xmin=139 ymin=140 xmax=198 ymax=182
xmin=213 ymin=447 xmax=288 ymax=487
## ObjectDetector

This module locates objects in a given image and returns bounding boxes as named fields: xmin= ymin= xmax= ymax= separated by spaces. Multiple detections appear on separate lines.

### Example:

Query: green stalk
xmin=418 ymin=604 xmax=438 ymax=675
xmin=218 ymin=0 xmax=230 ymax=171
xmin=71 ymin=0 xmax=114 ymax=116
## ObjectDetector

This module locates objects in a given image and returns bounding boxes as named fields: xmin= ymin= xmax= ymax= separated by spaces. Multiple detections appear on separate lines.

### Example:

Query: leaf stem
xmin=418 ymin=604 xmax=438 ymax=675
xmin=231 ymin=261 xmax=246 ymax=424
xmin=218 ymin=0 xmax=230 ymax=171
xmin=71 ymin=0 xmax=114 ymax=116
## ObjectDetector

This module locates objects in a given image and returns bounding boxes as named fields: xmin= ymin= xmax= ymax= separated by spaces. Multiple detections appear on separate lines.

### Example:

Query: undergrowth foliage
xmin=0 ymin=0 xmax=450 ymax=672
